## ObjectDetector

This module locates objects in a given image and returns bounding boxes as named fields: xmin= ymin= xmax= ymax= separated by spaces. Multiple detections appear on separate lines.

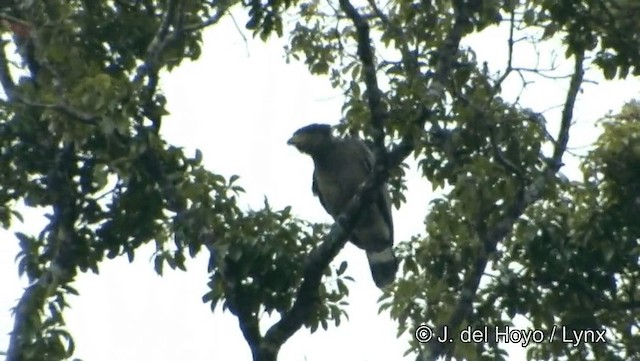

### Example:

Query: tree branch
xmin=134 ymin=0 xmax=230 ymax=86
xmin=236 ymin=307 xmax=262 ymax=359
xmin=133 ymin=0 xmax=179 ymax=85
xmin=419 ymin=41 xmax=587 ymax=361
xmin=490 ymin=7 xmax=516 ymax=97
xmin=260 ymin=156 xmax=395 ymax=359
xmin=366 ymin=0 xmax=420 ymax=83
xmin=551 ymin=49 xmax=584 ymax=171
xmin=4 ymin=3 xmax=232 ymax=359
xmin=258 ymin=0 xmax=465 ymax=360
xmin=18 ymin=97 xmax=99 ymax=124
xmin=181 ymin=10 xmax=227 ymax=33
xmin=262 ymin=2 xmax=388 ymax=354
xmin=0 ymin=41 xmax=16 ymax=100
xmin=6 ymin=277 xmax=48 ymax=361
xmin=133 ymin=0 xmax=230 ymax=131
xmin=338 ymin=0 xmax=387 ymax=156
xmin=7 ymin=143 xmax=79 ymax=361
xmin=0 ymin=19 xmax=100 ymax=124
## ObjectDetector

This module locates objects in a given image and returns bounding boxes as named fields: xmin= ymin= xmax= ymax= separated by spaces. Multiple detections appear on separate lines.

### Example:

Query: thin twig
xmin=491 ymin=8 xmax=516 ymax=96
xmin=228 ymin=10 xmax=250 ymax=57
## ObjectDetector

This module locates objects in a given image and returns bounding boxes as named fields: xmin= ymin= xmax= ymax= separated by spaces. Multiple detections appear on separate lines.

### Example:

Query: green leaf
xmin=154 ymin=255 xmax=164 ymax=275
xmin=194 ymin=149 xmax=203 ymax=165
xmin=542 ymin=23 xmax=558 ymax=40
xmin=336 ymin=260 xmax=347 ymax=275
xmin=523 ymin=9 xmax=535 ymax=25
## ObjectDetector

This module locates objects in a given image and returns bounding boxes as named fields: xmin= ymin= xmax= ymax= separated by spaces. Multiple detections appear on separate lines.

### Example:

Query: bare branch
xmin=491 ymin=8 xmax=516 ymax=95
xmin=134 ymin=0 xmax=231 ymax=85
xmin=513 ymin=67 xmax=574 ymax=79
xmin=181 ymin=11 xmax=226 ymax=33
xmin=227 ymin=10 xmax=251 ymax=57
xmin=551 ymin=50 xmax=585 ymax=170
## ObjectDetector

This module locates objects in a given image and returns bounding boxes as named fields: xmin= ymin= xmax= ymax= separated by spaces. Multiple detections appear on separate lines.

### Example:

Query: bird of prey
xmin=287 ymin=123 xmax=398 ymax=288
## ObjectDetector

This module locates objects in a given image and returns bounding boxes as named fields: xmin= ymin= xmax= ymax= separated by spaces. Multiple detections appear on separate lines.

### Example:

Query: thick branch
xmin=338 ymin=0 xmax=387 ymax=156
xmin=259 ymin=161 xmax=388 ymax=359
xmin=261 ymin=112 xmax=429 ymax=359
xmin=236 ymin=308 xmax=262 ymax=359
xmin=4 ymin=3 xmax=229 ymax=359
xmin=6 ymin=279 xmax=47 ymax=361
xmin=260 ymin=1 xmax=465 ymax=361
xmin=7 ymin=143 xmax=78 ymax=361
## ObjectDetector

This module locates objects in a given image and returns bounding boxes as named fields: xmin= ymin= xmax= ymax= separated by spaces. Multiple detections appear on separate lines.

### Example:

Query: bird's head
xmin=287 ymin=123 xmax=334 ymax=155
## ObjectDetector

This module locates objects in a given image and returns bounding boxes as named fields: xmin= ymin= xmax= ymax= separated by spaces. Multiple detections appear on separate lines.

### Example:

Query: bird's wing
xmin=351 ymin=138 xmax=394 ymax=242
xmin=312 ymin=170 xmax=330 ymax=213
xmin=354 ymin=138 xmax=374 ymax=173
xmin=378 ymin=184 xmax=394 ymax=242
xmin=348 ymin=138 xmax=397 ymax=288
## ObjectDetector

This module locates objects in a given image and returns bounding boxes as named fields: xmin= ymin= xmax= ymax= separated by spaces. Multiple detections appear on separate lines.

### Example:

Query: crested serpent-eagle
xmin=287 ymin=123 xmax=398 ymax=288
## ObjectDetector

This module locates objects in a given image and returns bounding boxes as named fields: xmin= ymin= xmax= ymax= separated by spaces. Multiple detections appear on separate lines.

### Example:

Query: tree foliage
xmin=1 ymin=0 xmax=639 ymax=360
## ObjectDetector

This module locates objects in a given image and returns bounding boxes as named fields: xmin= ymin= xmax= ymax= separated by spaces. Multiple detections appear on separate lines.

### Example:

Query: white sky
xmin=1 ymin=9 xmax=639 ymax=361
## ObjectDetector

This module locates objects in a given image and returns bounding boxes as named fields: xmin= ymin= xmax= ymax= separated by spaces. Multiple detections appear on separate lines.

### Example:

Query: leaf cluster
xmin=201 ymin=201 xmax=350 ymax=333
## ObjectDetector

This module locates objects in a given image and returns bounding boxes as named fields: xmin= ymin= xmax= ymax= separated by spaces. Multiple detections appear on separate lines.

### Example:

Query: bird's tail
xmin=366 ymin=248 xmax=398 ymax=288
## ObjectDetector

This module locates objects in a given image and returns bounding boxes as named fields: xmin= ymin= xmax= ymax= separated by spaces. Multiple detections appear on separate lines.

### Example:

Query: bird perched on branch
xmin=287 ymin=123 xmax=397 ymax=288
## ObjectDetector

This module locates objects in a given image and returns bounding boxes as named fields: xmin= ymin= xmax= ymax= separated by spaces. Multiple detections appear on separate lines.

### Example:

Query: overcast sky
xmin=1 ymin=9 xmax=639 ymax=361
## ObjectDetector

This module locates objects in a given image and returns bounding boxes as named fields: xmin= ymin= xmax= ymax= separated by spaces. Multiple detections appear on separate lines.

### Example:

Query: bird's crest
xmin=292 ymin=123 xmax=332 ymax=137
